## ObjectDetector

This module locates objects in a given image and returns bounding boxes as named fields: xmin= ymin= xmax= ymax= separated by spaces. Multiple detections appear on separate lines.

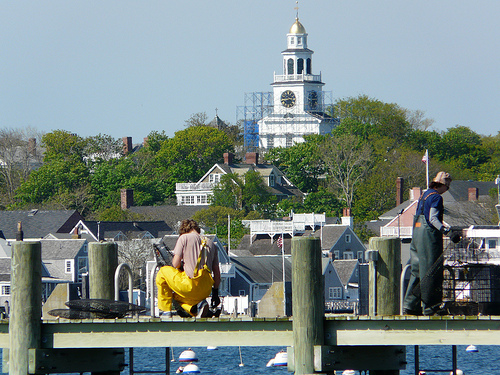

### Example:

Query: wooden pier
xmin=4 ymin=238 xmax=500 ymax=374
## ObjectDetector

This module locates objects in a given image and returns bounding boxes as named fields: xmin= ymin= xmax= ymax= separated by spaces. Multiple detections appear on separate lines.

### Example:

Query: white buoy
xmin=179 ymin=349 xmax=198 ymax=362
xmin=465 ymin=345 xmax=478 ymax=352
xmin=272 ymin=351 xmax=287 ymax=367
xmin=183 ymin=363 xmax=200 ymax=374
xmin=449 ymin=370 xmax=464 ymax=375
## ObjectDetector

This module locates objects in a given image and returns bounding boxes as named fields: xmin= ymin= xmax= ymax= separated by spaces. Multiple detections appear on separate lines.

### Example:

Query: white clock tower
xmin=258 ymin=16 xmax=338 ymax=150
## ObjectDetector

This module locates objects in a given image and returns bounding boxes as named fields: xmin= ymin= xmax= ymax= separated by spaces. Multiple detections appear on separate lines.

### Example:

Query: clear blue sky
xmin=1 ymin=1 xmax=498 ymax=144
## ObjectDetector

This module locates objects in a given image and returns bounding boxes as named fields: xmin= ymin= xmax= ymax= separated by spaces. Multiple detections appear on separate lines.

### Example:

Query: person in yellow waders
xmin=156 ymin=219 xmax=221 ymax=317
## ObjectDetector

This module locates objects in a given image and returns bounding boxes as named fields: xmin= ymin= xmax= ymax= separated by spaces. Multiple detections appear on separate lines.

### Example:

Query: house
xmin=40 ymin=238 xmax=90 ymax=302
xmin=229 ymin=255 xmax=292 ymax=316
xmin=175 ymin=152 xmax=304 ymax=206
xmin=313 ymin=224 xmax=366 ymax=263
xmin=323 ymin=258 xmax=362 ymax=314
xmin=0 ymin=209 xmax=84 ymax=241
xmin=70 ymin=220 xmax=172 ymax=241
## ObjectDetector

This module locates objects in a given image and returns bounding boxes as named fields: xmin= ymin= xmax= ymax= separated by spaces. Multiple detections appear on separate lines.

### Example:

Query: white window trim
xmin=65 ymin=259 xmax=74 ymax=274
xmin=0 ymin=284 xmax=10 ymax=296
xmin=345 ymin=234 xmax=351 ymax=243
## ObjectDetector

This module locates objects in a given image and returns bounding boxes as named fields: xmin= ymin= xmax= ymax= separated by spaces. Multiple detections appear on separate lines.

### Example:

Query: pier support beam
xmin=9 ymin=241 xmax=42 ymax=375
xmin=291 ymin=237 xmax=324 ymax=374
xmin=89 ymin=242 xmax=118 ymax=300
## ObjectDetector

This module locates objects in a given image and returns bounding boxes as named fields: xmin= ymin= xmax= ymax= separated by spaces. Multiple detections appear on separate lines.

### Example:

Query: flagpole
xmin=426 ymin=149 xmax=429 ymax=189
xmin=281 ymin=233 xmax=286 ymax=316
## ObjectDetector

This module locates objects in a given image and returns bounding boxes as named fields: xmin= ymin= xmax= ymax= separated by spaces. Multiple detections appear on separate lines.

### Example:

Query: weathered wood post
xmin=368 ymin=236 xmax=402 ymax=375
xmin=368 ymin=237 xmax=401 ymax=316
xmin=88 ymin=242 xmax=118 ymax=300
xmin=9 ymin=241 xmax=42 ymax=375
xmin=291 ymin=237 xmax=324 ymax=375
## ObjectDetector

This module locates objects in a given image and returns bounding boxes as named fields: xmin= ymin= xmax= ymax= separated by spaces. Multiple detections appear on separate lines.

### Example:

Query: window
xmin=269 ymin=174 xmax=275 ymax=187
xmin=329 ymin=287 xmax=342 ymax=299
xmin=197 ymin=195 xmax=207 ymax=204
xmin=1 ymin=285 xmax=10 ymax=296
xmin=297 ymin=37 xmax=302 ymax=45
xmin=333 ymin=250 xmax=340 ymax=260
xmin=65 ymin=260 xmax=73 ymax=274
xmin=181 ymin=196 xmax=195 ymax=205
xmin=285 ymin=133 xmax=293 ymax=148
xmin=345 ymin=234 xmax=351 ymax=243
xmin=209 ymin=174 xmax=221 ymax=183
xmin=290 ymin=37 xmax=294 ymax=45
xmin=239 ymin=290 xmax=246 ymax=296
xmin=267 ymin=134 xmax=274 ymax=149
xmin=343 ymin=252 xmax=353 ymax=260
xmin=287 ymin=58 xmax=294 ymax=75
xmin=357 ymin=251 xmax=364 ymax=262
xmin=488 ymin=239 xmax=497 ymax=249
xmin=297 ymin=58 xmax=304 ymax=74
xmin=306 ymin=58 xmax=312 ymax=74
xmin=78 ymin=257 xmax=88 ymax=275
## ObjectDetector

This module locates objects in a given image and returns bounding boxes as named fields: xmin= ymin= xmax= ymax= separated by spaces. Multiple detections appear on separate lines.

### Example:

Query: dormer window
xmin=269 ymin=174 xmax=276 ymax=187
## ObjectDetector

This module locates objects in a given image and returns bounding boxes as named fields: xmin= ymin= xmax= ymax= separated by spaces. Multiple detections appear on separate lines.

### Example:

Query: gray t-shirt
xmin=173 ymin=232 xmax=218 ymax=279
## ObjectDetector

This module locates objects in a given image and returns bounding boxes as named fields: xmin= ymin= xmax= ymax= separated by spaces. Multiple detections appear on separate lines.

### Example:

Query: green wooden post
xmin=291 ymin=237 xmax=324 ymax=375
xmin=368 ymin=237 xmax=401 ymax=375
xmin=9 ymin=241 xmax=42 ymax=375
xmin=369 ymin=237 xmax=401 ymax=316
xmin=88 ymin=242 xmax=118 ymax=300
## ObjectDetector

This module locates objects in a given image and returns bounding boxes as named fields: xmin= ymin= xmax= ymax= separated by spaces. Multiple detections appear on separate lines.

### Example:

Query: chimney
xmin=143 ymin=137 xmax=149 ymax=148
xmin=341 ymin=208 xmax=353 ymax=227
xmin=28 ymin=138 xmax=37 ymax=156
xmin=122 ymin=137 xmax=133 ymax=155
xmin=410 ymin=187 xmax=422 ymax=201
xmin=396 ymin=177 xmax=404 ymax=206
xmin=223 ymin=152 xmax=234 ymax=165
xmin=468 ymin=187 xmax=478 ymax=201
xmin=245 ymin=152 xmax=259 ymax=165
xmin=121 ymin=188 xmax=134 ymax=209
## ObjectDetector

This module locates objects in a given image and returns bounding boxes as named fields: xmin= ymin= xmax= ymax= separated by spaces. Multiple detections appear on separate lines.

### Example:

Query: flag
xmin=421 ymin=150 xmax=428 ymax=164
xmin=277 ymin=236 xmax=283 ymax=248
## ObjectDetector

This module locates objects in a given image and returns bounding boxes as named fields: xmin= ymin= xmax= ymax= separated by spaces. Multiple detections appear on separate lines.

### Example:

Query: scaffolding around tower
xmin=236 ymin=90 xmax=337 ymax=152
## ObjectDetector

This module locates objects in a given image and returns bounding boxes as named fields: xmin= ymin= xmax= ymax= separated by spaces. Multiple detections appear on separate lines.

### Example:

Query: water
xmin=2 ymin=345 xmax=499 ymax=374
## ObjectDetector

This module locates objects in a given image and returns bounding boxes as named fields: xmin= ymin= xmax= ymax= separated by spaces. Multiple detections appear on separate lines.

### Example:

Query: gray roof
xmin=311 ymin=225 xmax=350 ymax=249
xmin=40 ymin=239 xmax=87 ymax=260
xmin=444 ymin=181 xmax=496 ymax=202
xmin=332 ymin=259 xmax=359 ymax=286
xmin=0 ymin=258 xmax=11 ymax=282
xmin=231 ymin=256 xmax=292 ymax=284
xmin=128 ymin=205 xmax=207 ymax=231
xmin=0 ymin=210 xmax=83 ymax=240
xmin=78 ymin=221 xmax=172 ymax=239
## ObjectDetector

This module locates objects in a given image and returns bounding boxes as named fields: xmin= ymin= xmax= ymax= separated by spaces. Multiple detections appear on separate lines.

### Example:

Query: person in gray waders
xmin=403 ymin=171 xmax=452 ymax=316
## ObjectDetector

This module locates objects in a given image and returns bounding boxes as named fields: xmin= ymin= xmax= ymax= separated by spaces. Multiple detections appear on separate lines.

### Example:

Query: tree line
xmin=1 ymin=95 xmax=499 ymax=242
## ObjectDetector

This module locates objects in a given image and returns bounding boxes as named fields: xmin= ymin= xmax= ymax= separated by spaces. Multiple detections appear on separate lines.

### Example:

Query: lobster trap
xmin=443 ymin=234 xmax=500 ymax=315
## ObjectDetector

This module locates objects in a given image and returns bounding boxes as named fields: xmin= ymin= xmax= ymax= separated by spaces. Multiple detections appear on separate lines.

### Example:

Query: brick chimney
xmin=468 ymin=187 xmax=478 ymax=201
xmin=143 ymin=137 xmax=149 ymax=148
xmin=28 ymin=138 xmax=37 ymax=156
xmin=224 ymin=152 xmax=234 ymax=165
xmin=245 ymin=152 xmax=259 ymax=165
xmin=341 ymin=208 xmax=353 ymax=227
xmin=410 ymin=187 xmax=422 ymax=201
xmin=122 ymin=137 xmax=132 ymax=155
xmin=121 ymin=188 xmax=134 ymax=209
xmin=396 ymin=177 xmax=404 ymax=206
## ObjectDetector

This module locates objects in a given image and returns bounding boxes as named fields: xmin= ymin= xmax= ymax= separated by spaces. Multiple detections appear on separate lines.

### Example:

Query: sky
xmin=1 ymin=1 xmax=499 ymax=144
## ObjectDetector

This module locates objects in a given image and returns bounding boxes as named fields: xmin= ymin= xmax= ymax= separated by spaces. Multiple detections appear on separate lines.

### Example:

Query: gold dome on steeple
xmin=289 ymin=18 xmax=306 ymax=34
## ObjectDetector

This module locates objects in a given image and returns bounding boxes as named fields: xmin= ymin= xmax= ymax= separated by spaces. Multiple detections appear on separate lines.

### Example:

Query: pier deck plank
xmin=1 ymin=315 xmax=500 ymax=348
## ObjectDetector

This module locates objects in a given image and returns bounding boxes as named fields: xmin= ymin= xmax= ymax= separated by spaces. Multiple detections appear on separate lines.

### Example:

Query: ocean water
xmin=2 ymin=345 xmax=498 ymax=374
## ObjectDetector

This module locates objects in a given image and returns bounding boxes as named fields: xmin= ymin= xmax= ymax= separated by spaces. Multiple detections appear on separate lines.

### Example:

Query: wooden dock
xmin=1 ymin=314 xmax=499 ymax=349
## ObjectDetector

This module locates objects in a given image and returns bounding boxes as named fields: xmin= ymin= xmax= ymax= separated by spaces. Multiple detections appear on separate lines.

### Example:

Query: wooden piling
xmin=88 ymin=242 xmax=118 ymax=300
xmin=9 ymin=241 xmax=42 ymax=375
xmin=291 ymin=237 xmax=324 ymax=375
xmin=369 ymin=237 xmax=401 ymax=316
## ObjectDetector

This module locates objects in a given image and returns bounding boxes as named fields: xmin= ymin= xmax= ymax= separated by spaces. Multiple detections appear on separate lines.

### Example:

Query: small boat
xmin=465 ymin=344 xmax=478 ymax=352
xmin=179 ymin=349 xmax=198 ymax=362
xmin=342 ymin=371 xmax=356 ymax=375
xmin=267 ymin=350 xmax=287 ymax=367
xmin=182 ymin=363 xmax=200 ymax=374
xmin=206 ymin=346 xmax=217 ymax=350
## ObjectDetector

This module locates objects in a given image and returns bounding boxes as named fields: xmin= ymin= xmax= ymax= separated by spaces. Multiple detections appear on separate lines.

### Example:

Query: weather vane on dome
xmin=295 ymin=1 xmax=299 ymax=20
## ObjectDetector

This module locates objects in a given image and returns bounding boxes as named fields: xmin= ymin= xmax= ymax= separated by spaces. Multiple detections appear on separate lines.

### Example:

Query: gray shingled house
xmin=71 ymin=220 xmax=172 ymax=241
xmin=313 ymin=225 xmax=367 ymax=263
xmin=0 ymin=209 xmax=83 ymax=240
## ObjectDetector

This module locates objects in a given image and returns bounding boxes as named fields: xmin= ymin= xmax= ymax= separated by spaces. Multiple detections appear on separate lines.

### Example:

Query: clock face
xmin=308 ymin=90 xmax=318 ymax=109
xmin=280 ymin=90 xmax=296 ymax=108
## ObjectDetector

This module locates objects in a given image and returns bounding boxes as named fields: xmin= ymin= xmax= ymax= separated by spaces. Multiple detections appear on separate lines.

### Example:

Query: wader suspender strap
xmin=416 ymin=191 xmax=439 ymax=216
